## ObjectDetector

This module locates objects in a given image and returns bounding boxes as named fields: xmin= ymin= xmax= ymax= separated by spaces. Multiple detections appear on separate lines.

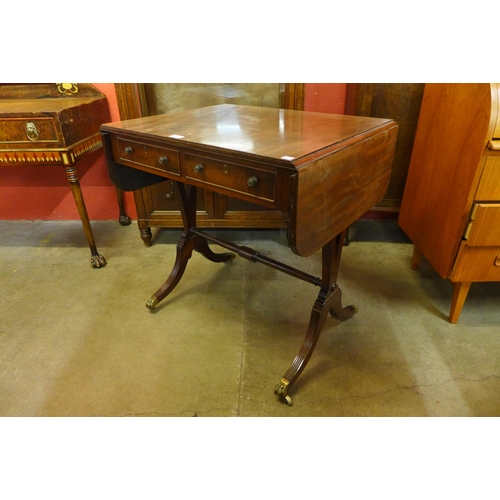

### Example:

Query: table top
xmin=102 ymin=104 xmax=398 ymax=256
xmin=101 ymin=104 xmax=394 ymax=166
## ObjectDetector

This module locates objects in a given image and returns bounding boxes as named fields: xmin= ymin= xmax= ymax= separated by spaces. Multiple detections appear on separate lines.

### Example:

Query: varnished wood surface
xmin=450 ymin=243 xmax=500 ymax=282
xmin=115 ymin=84 xmax=305 ymax=231
xmin=102 ymin=103 xmax=398 ymax=399
xmin=399 ymin=83 xmax=500 ymax=322
xmin=0 ymin=83 xmax=117 ymax=267
xmin=102 ymin=104 xmax=393 ymax=164
xmin=466 ymin=203 xmax=500 ymax=246
xmin=0 ymin=84 xmax=110 ymax=150
xmin=102 ymin=104 xmax=397 ymax=257
xmin=476 ymin=156 xmax=500 ymax=199
xmin=0 ymin=97 xmax=105 ymax=114
xmin=292 ymin=126 xmax=397 ymax=256
xmin=399 ymin=84 xmax=499 ymax=278
xmin=345 ymin=83 xmax=425 ymax=210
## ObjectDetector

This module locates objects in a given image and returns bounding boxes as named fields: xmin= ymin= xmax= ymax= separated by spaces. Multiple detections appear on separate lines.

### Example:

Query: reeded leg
xmin=274 ymin=230 xmax=356 ymax=405
xmin=274 ymin=284 xmax=356 ymax=405
xmin=65 ymin=165 xmax=106 ymax=268
xmin=449 ymin=281 xmax=471 ymax=324
xmin=146 ymin=230 xmax=197 ymax=309
xmin=146 ymin=183 xmax=234 ymax=310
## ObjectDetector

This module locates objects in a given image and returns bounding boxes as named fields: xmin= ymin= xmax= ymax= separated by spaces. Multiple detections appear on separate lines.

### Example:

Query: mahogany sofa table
xmin=101 ymin=104 xmax=397 ymax=404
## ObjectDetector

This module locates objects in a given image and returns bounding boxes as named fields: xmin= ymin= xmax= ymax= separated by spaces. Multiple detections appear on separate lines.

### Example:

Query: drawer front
xmin=183 ymin=153 xmax=276 ymax=202
xmin=0 ymin=117 xmax=58 ymax=143
xmin=116 ymin=137 xmax=180 ymax=176
xmin=451 ymin=242 xmax=500 ymax=282
xmin=464 ymin=203 xmax=500 ymax=246
xmin=476 ymin=156 xmax=500 ymax=200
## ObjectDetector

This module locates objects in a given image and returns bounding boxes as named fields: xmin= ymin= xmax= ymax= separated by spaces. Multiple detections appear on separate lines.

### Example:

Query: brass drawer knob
xmin=194 ymin=164 xmax=204 ymax=173
xmin=159 ymin=156 xmax=168 ymax=164
xmin=247 ymin=176 xmax=258 ymax=187
xmin=495 ymin=255 xmax=500 ymax=267
xmin=124 ymin=147 xmax=133 ymax=154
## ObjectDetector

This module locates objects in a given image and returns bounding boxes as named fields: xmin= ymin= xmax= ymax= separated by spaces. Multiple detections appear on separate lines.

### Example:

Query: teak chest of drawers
xmin=399 ymin=83 xmax=500 ymax=323
xmin=101 ymin=104 xmax=398 ymax=403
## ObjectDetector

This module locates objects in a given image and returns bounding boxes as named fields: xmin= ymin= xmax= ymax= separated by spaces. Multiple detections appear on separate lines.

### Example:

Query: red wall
xmin=0 ymin=83 xmax=346 ymax=221
xmin=304 ymin=83 xmax=346 ymax=114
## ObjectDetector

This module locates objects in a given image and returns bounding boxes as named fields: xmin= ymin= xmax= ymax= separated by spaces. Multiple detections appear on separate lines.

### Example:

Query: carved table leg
xmin=274 ymin=230 xmax=357 ymax=405
xmin=137 ymin=220 xmax=153 ymax=248
xmin=65 ymin=165 xmax=106 ymax=268
xmin=146 ymin=183 xmax=234 ymax=310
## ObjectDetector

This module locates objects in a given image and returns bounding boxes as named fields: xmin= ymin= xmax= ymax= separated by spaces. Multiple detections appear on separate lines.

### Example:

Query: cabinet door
xmin=345 ymin=83 xmax=425 ymax=212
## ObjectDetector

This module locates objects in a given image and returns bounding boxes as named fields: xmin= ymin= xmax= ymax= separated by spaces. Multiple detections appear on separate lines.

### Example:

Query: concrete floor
xmin=1 ymin=219 xmax=499 ymax=417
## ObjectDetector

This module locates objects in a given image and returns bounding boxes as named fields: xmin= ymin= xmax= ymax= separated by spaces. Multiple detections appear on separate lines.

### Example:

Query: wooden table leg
xmin=274 ymin=230 xmax=357 ymax=405
xmin=146 ymin=183 xmax=234 ymax=310
xmin=65 ymin=165 xmax=106 ymax=268
xmin=449 ymin=281 xmax=471 ymax=324
xmin=116 ymin=187 xmax=131 ymax=226
xmin=410 ymin=244 xmax=422 ymax=270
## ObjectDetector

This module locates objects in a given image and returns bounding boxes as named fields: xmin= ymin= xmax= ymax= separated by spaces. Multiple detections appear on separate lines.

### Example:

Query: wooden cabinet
xmin=114 ymin=84 xmax=304 ymax=246
xmin=398 ymin=83 xmax=500 ymax=322
xmin=345 ymin=83 xmax=425 ymax=215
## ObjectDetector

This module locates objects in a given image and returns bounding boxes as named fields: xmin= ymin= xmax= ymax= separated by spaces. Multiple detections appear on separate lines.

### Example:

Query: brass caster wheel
xmin=274 ymin=379 xmax=293 ymax=406
xmin=146 ymin=297 xmax=159 ymax=310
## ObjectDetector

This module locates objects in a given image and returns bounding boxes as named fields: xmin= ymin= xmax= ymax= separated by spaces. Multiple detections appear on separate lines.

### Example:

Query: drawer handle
xmin=194 ymin=164 xmax=204 ymax=173
xmin=26 ymin=122 xmax=39 ymax=142
xmin=159 ymin=156 xmax=168 ymax=164
xmin=495 ymin=255 xmax=500 ymax=267
xmin=247 ymin=176 xmax=259 ymax=187
xmin=124 ymin=147 xmax=133 ymax=154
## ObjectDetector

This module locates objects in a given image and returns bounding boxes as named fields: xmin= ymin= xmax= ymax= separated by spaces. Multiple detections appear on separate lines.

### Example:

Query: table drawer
xmin=464 ymin=202 xmax=500 ymax=246
xmin=116 ymin=137 xmax=180 ymax=175
xmin=0 ymin=117 xmax=58 ymax=143
xmin=451 ymin=243 xmax=500 ymax=282
xmin=476 ymin=156 xmax=500 ymax=200
xmin=184 ymin=153 xmax=276 ymax=202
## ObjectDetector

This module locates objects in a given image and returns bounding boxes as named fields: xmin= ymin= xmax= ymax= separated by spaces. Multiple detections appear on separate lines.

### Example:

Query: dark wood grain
xmin=114 ymin=84 xmax=306 ymax=234
xmin=102 ymin=104 xmax=397 ymax=257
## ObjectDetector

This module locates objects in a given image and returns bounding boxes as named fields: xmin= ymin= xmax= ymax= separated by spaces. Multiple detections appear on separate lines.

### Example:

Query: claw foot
xmin=119 ymin=215 xmax=131 ymax=226
xmin=91 ymin=254 xmax=106 ymax=268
